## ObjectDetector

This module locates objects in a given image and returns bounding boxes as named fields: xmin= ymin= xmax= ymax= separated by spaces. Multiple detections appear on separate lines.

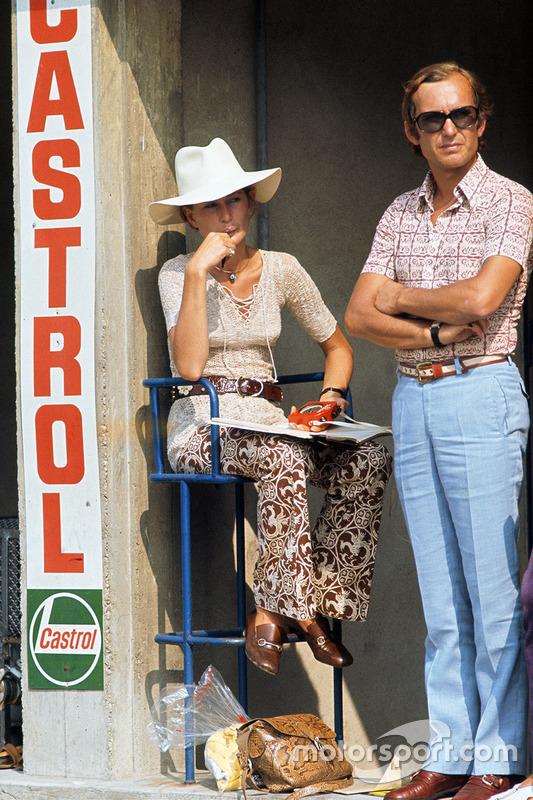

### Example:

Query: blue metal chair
xmin=143 ymin=373 xmax=350 ymax=781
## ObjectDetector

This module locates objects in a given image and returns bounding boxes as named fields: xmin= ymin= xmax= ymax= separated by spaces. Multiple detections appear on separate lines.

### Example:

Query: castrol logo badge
xmin=28 ymin=591 xmax=103 ymax=688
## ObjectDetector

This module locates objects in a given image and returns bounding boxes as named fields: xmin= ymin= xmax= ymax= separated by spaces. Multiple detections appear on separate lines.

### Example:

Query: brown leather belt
xmin=398 ymin=354 xmax=509 ymax=385
xmin=174 ymin=376 xmax=283 ymax=402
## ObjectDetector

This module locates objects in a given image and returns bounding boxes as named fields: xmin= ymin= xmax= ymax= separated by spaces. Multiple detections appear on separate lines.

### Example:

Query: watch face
xmin=299 ymin=403 xmax=323 ymax=414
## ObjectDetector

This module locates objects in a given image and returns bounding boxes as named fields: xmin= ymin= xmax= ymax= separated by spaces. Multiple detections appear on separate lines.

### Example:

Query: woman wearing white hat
xmin=151 ymin=138 xmax=392 ymax=675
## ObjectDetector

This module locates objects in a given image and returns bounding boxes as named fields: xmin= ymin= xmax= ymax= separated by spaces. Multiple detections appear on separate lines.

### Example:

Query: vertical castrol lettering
xmin=23 ymin=1 xmax=93 ymax=580
xmin=32 ymin=146 xmax=85 ymax=572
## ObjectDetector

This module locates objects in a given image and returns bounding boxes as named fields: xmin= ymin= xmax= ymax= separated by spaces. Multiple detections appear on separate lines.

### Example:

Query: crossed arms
xmin=344 ymin=255 xmax=522 ymax=350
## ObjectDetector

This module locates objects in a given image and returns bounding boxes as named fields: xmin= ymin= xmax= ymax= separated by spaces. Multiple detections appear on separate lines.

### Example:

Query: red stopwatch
xmin=288 ymin=400 xmax=342 ymax=427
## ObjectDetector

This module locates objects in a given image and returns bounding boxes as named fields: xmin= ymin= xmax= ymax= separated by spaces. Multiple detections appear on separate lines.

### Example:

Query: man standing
xmin=345 ymin=63 xmax=533 ymax=800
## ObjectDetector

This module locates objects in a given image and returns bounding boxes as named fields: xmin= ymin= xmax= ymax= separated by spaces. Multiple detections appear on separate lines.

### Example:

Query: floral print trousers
xmin=177 ymin=426 xmax=392 ymax=622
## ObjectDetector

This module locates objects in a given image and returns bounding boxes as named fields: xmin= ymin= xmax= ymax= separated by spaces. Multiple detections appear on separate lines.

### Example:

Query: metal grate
xmin=0 ymin=518 xmax=21 ymax=640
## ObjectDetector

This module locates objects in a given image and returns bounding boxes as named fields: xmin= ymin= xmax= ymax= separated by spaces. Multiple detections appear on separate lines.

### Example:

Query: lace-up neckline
xmin=220 ymin=282 xmax=260 ymax=322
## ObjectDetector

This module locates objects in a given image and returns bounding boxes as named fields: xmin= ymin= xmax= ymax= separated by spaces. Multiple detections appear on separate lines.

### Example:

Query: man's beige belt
xmin=398 ymin=354 xmax=509 ymax=385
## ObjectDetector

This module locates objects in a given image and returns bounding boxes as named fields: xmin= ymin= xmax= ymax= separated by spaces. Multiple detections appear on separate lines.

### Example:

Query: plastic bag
xmin=146 ymin=665 xmax=249 ymax=753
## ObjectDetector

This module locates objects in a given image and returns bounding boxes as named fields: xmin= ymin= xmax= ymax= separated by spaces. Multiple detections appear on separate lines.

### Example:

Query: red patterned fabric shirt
xmin=362 ymin=156 xmax=533 ymax=362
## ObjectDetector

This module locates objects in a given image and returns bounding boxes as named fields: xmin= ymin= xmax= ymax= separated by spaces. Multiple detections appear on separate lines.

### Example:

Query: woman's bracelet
xmin=319 ymin=386 xmax=347 ymax=399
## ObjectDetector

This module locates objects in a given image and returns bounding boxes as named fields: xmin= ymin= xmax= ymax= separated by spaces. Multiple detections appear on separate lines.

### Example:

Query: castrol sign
xmin=16 ymin=0 xmax=103 ymax=688
xmin=28 ymin=591 xmax=102 ymax=688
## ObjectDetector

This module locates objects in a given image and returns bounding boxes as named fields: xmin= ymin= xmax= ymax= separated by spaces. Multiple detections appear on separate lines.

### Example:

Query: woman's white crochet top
xmin=158 ymin=249 xmax=337 ymax=469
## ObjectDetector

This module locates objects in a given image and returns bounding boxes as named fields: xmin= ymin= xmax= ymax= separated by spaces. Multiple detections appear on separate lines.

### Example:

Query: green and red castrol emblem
xmin=27 ymin=590 xmax=103 ymax=689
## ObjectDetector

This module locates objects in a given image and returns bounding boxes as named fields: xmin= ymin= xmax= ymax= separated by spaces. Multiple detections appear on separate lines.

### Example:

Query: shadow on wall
xmin=135 ymin=229 xmax=186 ymax=766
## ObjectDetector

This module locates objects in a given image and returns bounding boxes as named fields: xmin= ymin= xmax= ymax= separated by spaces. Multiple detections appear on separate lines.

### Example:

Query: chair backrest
xmin=143 ymin=373 xmax=353 ymax=483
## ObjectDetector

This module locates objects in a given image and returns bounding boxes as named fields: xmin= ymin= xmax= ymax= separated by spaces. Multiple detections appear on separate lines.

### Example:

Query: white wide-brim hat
xmin=149 ymin=137 xmax=282 ymax=225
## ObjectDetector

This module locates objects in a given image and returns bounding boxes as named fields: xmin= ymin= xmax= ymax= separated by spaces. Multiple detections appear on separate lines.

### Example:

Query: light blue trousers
xmin=393 ymin=359 xmax=528 ymax=775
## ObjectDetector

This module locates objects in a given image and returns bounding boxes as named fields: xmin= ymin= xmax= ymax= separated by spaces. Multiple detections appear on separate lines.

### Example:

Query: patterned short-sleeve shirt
xmin=362 ymin=156 xmax=533 ymax=362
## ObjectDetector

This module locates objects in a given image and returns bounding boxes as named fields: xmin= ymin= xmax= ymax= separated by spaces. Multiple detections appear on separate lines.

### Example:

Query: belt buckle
xmin=414 ymin=361 xmax=435 ymax=385
xmin=236 ymin=377 xmax=264 ymax=398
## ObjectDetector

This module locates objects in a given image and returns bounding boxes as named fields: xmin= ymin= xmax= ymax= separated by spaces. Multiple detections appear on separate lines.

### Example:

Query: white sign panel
xmin=17 ymin=0 xmax=103 ymax=593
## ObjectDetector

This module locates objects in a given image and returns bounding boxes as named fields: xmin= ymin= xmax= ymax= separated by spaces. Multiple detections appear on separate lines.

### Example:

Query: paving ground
xmin=0 ymin=767 xmax=381 ymax=800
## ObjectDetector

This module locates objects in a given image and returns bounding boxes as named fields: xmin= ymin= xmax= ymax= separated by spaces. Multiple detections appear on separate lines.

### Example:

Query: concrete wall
xmin=93 ymin=1 xmax=184 ymax=779
xmin=11 ymin=0 xmax=533 ymax=795
xmin=177 ymin=0 xmax=533 ymax=755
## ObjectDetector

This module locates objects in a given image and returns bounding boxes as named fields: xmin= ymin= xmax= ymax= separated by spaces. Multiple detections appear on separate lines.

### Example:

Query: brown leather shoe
xmin=290 ymin=616 xmax=353 ymax=668
xmin=453 ymin=775 xmax=514 ymax=800
xmin=385 ymin=770 xmax=469 ymax=800
xmin=245 ymin=611 xmax=285 ymax=675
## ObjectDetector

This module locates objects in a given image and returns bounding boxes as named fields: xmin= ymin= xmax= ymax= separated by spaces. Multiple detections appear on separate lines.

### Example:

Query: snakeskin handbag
xmin=236 ymin=713 xmax=353 ymax=799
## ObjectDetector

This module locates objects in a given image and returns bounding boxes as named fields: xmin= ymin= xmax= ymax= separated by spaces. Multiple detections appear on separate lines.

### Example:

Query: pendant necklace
xmin=215 ymin=254 xmax=250 ymax=283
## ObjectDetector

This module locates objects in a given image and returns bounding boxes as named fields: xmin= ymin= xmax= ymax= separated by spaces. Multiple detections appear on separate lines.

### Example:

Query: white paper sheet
xmin=210 ymin=417 xmax=392 ymax=443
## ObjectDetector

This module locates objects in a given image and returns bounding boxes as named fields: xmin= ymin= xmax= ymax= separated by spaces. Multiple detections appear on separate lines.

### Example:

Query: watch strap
xmin=430 ymin=321 xmax=446 ymax=349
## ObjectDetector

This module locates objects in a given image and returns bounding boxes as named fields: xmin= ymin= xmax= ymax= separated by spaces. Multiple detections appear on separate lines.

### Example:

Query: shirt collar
xmin=416 ymin=154 xmax=488 ymax=213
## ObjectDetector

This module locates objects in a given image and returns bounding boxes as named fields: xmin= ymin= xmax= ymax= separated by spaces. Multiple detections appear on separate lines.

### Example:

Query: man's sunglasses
xmin=412 ymin=105 xmax=479 ymax=134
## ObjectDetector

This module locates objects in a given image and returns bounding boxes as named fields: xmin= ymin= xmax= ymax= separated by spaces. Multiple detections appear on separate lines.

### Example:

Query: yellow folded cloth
xmin=205 ymin=724 xmax=242 ymax=792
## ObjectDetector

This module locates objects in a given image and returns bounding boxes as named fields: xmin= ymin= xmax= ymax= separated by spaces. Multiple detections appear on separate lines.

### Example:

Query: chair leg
xmin=234 ymin=483 xmax=248 ymax=713
xmin=180 ymin=481 xmax=195 ymax=783
xmin=331 ymin=619 xmax=344 ymax=747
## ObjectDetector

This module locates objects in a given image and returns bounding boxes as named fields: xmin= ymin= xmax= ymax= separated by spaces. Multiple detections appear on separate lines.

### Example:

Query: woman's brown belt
xmin=174 ymin=376 xmax=282 ymax=402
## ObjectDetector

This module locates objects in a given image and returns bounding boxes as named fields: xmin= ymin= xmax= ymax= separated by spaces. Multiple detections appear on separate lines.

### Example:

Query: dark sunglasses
xmin=412 ymin=105 xmax=479 ymax=134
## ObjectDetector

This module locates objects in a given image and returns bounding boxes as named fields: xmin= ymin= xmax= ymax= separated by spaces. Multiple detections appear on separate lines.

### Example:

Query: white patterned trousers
xmin=177 ymin=426 xmax=392 ymax=621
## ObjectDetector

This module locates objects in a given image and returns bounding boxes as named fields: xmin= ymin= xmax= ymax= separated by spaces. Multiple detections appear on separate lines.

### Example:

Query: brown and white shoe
xmin=244 ymin=610 xmax=285 ymax=675
xmin=288 ymin=615 xmax=354 ymax=668
xmin=453 ymin=775 xmax=515 ymax=800
xmin=384 ymin=770 xmax=469 ymax=800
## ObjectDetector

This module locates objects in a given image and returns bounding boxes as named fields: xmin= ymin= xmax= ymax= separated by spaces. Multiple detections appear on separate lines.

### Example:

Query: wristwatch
xmin=430 ymin=321 xmax=446 ymax=348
